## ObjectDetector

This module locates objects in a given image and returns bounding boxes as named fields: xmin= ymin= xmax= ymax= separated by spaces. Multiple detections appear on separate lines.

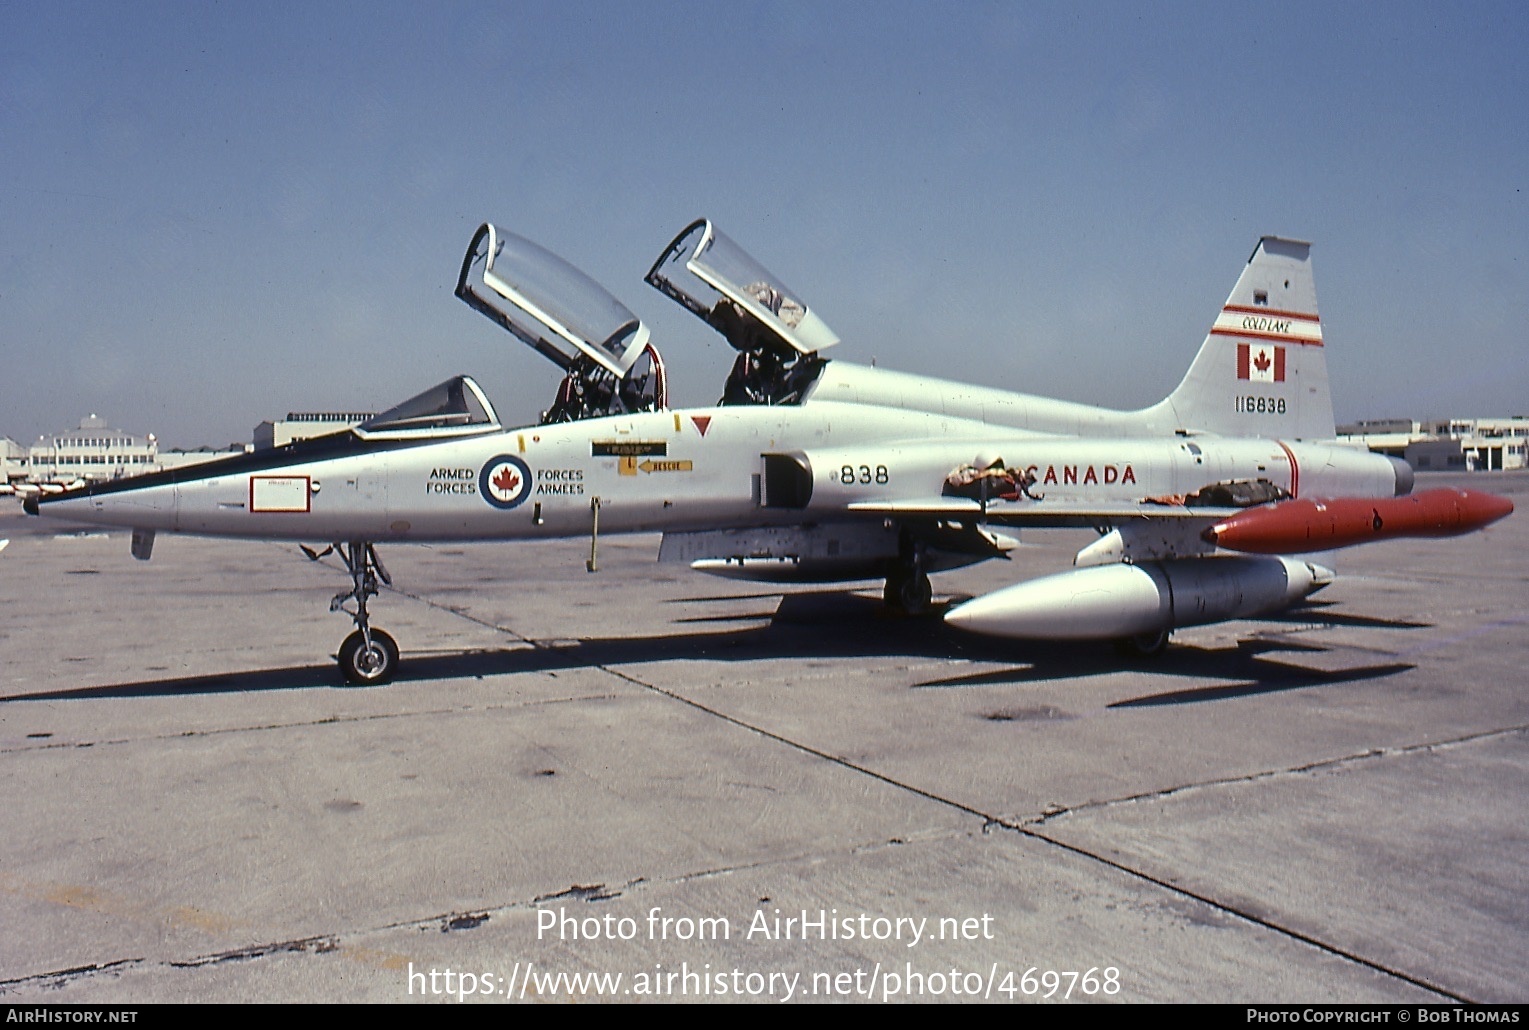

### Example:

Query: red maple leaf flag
xmin=1236 ymin=343 xmax=1285 ymax=382
xmin=493 ymin=467 xmax=520 ymax=495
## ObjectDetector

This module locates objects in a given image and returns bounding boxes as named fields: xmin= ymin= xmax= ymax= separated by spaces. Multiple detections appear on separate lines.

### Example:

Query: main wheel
xmin=339 ymin=629 xmax=399 ymax=685
xmin=1114 ymin=627 xmax=1170 ymax=659
xmin=883 ymin=569 xmax=933 ymax=615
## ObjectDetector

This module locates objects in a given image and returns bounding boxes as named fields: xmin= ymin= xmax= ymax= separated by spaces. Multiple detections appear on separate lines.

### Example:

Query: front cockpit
xmin=646 ymin=219 xmax=839 ymax=405
xmin=456 ymin=223 xmax=666 ymax=424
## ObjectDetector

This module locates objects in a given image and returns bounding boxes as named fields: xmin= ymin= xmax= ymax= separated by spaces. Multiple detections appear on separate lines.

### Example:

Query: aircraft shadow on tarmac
xmin=1254 ymin=599 xmax=1433 ymax=631
xmin=1 ymin=589 xmax=1417 ymax=706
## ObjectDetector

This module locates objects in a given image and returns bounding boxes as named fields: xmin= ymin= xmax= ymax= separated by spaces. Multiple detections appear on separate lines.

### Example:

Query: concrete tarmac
xmin=0 ymin=471 xmax=1524 ymax=1003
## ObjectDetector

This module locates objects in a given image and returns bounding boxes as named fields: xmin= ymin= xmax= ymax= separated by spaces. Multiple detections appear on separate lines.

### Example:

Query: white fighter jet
xmin=29 ymin=219 xmax=1512 ymax=683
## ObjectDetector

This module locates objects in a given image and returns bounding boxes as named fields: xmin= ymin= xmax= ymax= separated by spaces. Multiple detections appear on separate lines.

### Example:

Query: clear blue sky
xmin=3 ymin=1 xmax=1525 ymax=447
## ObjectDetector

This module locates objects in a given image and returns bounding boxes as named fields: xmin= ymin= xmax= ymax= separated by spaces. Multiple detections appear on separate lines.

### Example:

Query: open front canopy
xmin=456 ymin=223 xmax=650 ymax=377
xmin=646 ymin=219 xmax=839 ymax=356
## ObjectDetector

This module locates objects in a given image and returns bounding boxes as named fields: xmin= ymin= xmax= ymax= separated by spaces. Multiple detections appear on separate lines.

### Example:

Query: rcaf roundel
xmin=480 ymin=455 xmax=533 ymax=509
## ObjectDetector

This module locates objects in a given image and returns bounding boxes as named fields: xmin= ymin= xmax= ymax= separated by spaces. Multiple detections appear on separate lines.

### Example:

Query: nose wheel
xmin=305 ymin=540 xmax=400 ymax=685
xmin=339 ymin=628 xmax=399 ymax=685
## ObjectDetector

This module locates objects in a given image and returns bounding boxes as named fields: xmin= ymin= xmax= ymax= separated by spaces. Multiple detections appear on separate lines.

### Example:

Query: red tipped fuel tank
xmin=1205 ymin=488 xmax=1514 ymax=554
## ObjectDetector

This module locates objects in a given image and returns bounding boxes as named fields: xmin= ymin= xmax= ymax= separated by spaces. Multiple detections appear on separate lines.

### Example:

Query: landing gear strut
xmin=883 ymin=535 xmax=933 ymax=615
xmin=308 ymin=540 xmax=400 ymax=685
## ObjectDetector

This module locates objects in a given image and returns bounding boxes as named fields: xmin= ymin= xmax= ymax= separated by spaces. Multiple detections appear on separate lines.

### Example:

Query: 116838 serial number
xmin=1236 ymin=395 xmax=1286 ymax=414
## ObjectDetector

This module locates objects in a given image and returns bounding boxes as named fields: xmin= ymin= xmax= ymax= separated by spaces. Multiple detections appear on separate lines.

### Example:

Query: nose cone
xmin=945 ymin=564 xmax=1168 ymax=640
xmin=1458 ymin=489 xmax=1515 ymax=530
xmin=1301 ymin=560 xmax=1336 ymax=594
xmin=32 ymin=478 xmax=179 ymax=531
xmin=1389 ymin=456 xmax=1415 ymax=496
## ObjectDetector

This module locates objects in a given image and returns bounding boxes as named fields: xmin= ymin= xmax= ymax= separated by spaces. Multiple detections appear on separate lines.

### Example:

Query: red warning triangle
xmin=691 ymin=415 xmax=712 ymax=437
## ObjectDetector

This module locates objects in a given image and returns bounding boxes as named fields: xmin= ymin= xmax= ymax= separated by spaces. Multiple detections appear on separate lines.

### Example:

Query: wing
xmin=847 ymin=496 xmax=1239 ymax=529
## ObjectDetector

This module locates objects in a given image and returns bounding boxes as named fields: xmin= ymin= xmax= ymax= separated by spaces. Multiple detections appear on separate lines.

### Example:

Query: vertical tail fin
xmin=1161 ymin=237 xmax=1334 ymax=440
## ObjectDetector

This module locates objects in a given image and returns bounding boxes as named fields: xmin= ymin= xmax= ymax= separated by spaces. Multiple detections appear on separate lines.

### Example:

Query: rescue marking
xmin=480 ymin=455 xmax=533 ymax=510
xmin=618 ymin=457 xmax=694 ymax=476
xmin=639 ymin=459 xmax=693 ymax=474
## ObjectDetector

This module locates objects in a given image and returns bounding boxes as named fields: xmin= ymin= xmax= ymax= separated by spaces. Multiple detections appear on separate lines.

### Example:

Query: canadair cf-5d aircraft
xmin=29 ymin=220 xmax=1513 ymax=683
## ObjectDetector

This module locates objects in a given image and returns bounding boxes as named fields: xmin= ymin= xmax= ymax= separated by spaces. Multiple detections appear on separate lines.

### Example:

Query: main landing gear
xmin=883 ymin=536 xmax=933 ymax=615
xmin=304 ymin=540 xmax=399 ymax=685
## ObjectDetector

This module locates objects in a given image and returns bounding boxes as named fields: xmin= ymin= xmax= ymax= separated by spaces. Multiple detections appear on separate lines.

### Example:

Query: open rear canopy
xmin=646 ymin=219 xmax=839 ymax=356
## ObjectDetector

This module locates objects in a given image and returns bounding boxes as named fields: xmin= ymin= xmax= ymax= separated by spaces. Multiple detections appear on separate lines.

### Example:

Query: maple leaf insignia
xmin=493 ymin=467 xmax=520 ymax=495
xmin=1253 ymin=349 xmax=1272 ymax=374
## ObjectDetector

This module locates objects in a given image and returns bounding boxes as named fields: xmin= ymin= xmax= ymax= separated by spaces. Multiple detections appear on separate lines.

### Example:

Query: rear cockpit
xmin=456 ymin=223 xmax=666 ymax=423
xmin=646 ymin=219 xmax=838 ymax=405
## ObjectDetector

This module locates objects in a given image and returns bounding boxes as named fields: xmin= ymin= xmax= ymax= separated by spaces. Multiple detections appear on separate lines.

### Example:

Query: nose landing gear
xmin=305 ymin=540 xmax=400 ymax=685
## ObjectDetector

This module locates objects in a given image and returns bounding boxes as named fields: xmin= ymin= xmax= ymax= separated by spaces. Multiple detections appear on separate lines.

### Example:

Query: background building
xmin=1338 ymin=416 xmax=1529 ymax=472
xmin=1 ymin=437 xmax=29 ymax=488
xmin=27 ymin=415 xmax=158 ymax=483
xmin=253 ymin=411 xmax=375 ymax=450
